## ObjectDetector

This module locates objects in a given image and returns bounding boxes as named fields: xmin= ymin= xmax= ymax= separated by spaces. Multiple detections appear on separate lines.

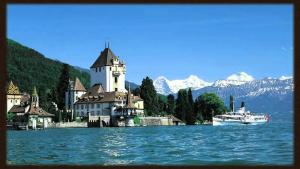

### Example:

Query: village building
xmin=65 ymin=46 xmax=144 ymax=126
xmin=65 ymin=77 xmax=87 ymax=120
xmin=6 ymin=82 xmax=54 ymax=129
xmin=7 ymin=81 xmax=22 ymax=114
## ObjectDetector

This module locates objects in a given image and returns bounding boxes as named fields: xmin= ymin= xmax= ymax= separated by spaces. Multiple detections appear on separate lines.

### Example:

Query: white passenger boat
xmin=212 ymin=107 xmax=269 ymax=126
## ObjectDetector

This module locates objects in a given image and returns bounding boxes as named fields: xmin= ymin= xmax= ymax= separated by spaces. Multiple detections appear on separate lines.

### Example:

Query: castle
xmin=65 ymin=46 xmax=144 ymax=126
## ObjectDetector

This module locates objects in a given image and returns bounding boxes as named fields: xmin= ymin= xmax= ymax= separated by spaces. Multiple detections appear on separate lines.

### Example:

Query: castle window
xmin=81 ymin=105 xmax=84 ymax=109
xmin=97 ymin=111 xmax=100 ymax=115
xmin=11 ymin=100 xmax=12 ymax=103
xmin=91 ymin=111 xmax=94 ymax=116
xmin=96 ymin=68 xmax=97 ymax=72
xmin=91 ymin=104 xmax=94 ymax=109
xmin=110 ymin=67 xmax=112 ymax=71
xmin=97 ymin=104 xmax=100 ymax=108
xmin=115 ymin=88 xmax=118 ymax=91
xmin=115 ymin=77 xmax=118 ymax=83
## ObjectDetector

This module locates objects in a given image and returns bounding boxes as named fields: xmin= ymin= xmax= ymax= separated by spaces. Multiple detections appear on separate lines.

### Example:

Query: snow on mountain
xmin=153 ymin=72 xmax=293 ymax=112
xmin=279 ymin=76 xmax=293 ymax=80
xmin=212 ymin=72 xmax=255 ymax=87
xmin=153 ymin=75 xmax=212 ymax=95
xmin=154 ymin=72 xmax=293 ymax=98
xmin=194 ymin=77 xmax=293 ymax=112
xmin=153 ymin=76 xmax=172 ymax=95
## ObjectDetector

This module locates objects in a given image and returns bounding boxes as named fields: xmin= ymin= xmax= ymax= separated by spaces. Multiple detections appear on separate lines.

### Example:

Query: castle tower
xmin=31 ymin=86 xmax=39 ymax=107
xmin=6 ymin=81 xmax=22 ymax=113
xmin=90 ymin=45 xmax=126 ymax=92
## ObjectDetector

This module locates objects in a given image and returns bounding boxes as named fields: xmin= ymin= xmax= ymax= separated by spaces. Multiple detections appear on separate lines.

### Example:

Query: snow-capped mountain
xmin=153 ymin=72 xmax=293 ymax=112
xmin=212 ymin=72 xmax=255 ymax=87
xmin=153 ymin=75 xmax=212 ymax=95
xmin=192 ymin=77 xmax=293 ymax=112
xmin=154 ymin=72 xmax=256 ymax=94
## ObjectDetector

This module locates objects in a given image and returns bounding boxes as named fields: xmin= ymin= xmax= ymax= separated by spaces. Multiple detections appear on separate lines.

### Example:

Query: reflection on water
xmin=7 ymin=112 xmax=293 ymax=165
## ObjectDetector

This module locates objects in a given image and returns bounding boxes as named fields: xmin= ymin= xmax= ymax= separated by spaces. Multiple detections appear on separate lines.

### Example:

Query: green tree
xmin=194 ymin=93 xmax=227 ymax=121
xmin=175 ymin=89 xmax=188 ymax=121
xmin=56 ymin=63 xmax=70 ymax=110
xmin=166 ymin=94 xmax=175 ymax=115
xmin=140 ymin=76 xmax=159 ymax=116
xmin=186 ymin=88 xmax=196 ymax=124
xmin=157 ymin=96 xmax=167 ymax=115
xmin=132 ymin=87 xmax=141 ymax=96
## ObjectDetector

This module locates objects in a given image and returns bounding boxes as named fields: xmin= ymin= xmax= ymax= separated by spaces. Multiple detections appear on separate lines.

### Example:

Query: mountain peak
xmin=226 ymin=72 xmax=254 ymax=82
xmin=154 ymin=75 xmax=212 ymax=94
xmin=279 ymin=76 xmax=293 ymax=80
xmin=187 ymin=74 xmax=199 ymax=79
xmin=156 ymin=76 xmax=169 ymax=81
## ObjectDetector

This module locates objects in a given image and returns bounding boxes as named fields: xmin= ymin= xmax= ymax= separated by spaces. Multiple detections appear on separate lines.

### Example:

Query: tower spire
xmin=127 ymin=83 xmax=133 ymax=107
xmin=32 ymin=86 xmax=39 ymax=107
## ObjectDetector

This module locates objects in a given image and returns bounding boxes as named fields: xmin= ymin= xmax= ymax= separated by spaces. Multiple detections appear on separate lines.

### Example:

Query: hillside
xmin=6 ymin=39 xmax=90 ymax=108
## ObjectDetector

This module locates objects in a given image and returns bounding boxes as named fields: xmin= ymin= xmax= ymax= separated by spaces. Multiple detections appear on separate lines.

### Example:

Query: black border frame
xmin=0 ymin=1 xmax=299 ymax=169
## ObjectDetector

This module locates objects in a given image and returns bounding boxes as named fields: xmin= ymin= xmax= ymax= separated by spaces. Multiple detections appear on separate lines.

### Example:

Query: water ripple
xmin=7 ymin=119 xmax=293 ymax=165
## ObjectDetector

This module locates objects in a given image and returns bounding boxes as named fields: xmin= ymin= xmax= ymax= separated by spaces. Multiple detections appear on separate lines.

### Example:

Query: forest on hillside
xmin=6 ymin=39 xmax=90 ymax=110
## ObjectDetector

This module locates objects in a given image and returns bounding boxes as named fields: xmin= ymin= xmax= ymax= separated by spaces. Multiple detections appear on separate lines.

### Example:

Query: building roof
xmin=167 ymin=115 xmax=182 ymax=122
xmin=90 ymin=47 xmax=119 ymax=68
xmin=8 ymin=105 xmax=25 ymax=113
xmin=74 ymin=77 xmax=86 ymax=91
xmin=7 ymin=81 xmax=21 ymax=95
xmin=21 ymin=93 xmax=30 ymax=103
xmin=76 ymin=91 xmax=126 ymax=104
xmin=81 ymin=84 xmax=105 ymax=97
xmin=125 ymin=86 xmax=135 ymax=109
xmin=132 ymin=96 xmax=143 ymax=102
xmin=27 ymin=104 xmax=54 ymax=117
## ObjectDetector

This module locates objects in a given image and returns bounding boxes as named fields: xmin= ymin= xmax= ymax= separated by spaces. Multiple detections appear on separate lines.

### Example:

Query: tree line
xmin=135 ymin=76 xmax=228 ymax=124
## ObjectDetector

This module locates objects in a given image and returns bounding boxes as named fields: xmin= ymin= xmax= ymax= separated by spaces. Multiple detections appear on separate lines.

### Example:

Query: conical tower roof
xmin=74 ymin=77 xmax=86 ymax=91
xmin=126 ymin=84 xmax=134 ymax=108
xmin=32 ymin=86 xmax=38 ymax=96
xmin=7 ymin=81 xmax=20 ymax=95
xmin=90 ymin=47 xmax=118 ymax=68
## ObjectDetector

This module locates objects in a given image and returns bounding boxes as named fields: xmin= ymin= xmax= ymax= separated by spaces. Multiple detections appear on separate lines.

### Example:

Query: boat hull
xmin=212 ymin=117 xmax=267 ymax=126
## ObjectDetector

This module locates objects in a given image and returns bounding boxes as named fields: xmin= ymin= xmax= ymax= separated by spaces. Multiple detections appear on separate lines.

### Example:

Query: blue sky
xmin=7 ymin=4 xmax=293 ymax=84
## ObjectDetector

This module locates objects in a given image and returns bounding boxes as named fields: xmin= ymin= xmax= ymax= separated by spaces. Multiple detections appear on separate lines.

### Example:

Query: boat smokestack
xmin=230 ymin=95 xmax=234 ymax=112
xmin=241 ymin=101 xmax=245 ymax=108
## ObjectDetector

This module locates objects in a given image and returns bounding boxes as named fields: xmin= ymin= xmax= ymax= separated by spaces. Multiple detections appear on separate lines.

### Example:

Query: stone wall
xmin=139 ymin=117 xmax=173 ymax=126
xmin=49 ymin=122 xmax=87 ymax=128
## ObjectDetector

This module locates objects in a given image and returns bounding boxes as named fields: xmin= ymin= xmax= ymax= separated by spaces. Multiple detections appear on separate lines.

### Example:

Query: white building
xmin=6 ymin=81 xmax=22 ymax=113
xmin=66 ymin=46 xmax=144 ymax=126
xmin=90 ymin=46 xmax=126 ymax=92
xmin=7 ymin=84 xmax=54 ymax=129
xmin=65 ymin=77 xmax=87 ymax=120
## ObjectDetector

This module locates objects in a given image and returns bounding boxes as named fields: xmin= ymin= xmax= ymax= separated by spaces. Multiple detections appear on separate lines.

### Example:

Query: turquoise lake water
xmin=7 ymin=112 xmax=293 ymax=165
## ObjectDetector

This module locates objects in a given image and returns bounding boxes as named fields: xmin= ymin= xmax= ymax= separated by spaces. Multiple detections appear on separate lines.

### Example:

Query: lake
xmin=7 ymin=112 xmax=293 ymax=165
